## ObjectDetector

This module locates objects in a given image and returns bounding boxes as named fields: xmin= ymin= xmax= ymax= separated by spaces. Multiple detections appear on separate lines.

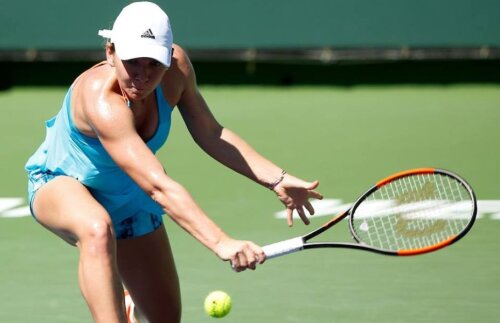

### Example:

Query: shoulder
xmin=76 ymin=63 xmax=124 ymax=111
xmin=161 ymin=44 xmax=199 ymax=106
xmin=171 ymin=44 xmax=194 ymax=74
xmin=73 ymin=63 xmax=116 ymax=101
xmin=72 ymin=64 xmax=132 ymax=136
xmin=164 ymin=44 xmax=197 ymax=84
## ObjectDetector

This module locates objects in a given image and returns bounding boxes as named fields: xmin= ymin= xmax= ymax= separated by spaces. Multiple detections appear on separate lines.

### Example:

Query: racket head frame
xmin=262 ymin=168 xmax=477 ymax=259
xmin=347 ymin=168 xmax=477 ymax=256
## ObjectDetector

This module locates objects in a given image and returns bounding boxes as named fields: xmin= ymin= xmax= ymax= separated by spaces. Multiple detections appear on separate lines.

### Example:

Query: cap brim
xmin=98 ymin=29 xmax=113 ymax=39
xmin=115 ymin=42 xmax=171 ymax=67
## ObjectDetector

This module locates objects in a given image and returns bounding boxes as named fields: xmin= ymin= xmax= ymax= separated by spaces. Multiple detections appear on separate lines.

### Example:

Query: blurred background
xmin=1 ymin=0 xmax=499 ymax=86
xmin=1 ymin=1 xmax=499 ymax=322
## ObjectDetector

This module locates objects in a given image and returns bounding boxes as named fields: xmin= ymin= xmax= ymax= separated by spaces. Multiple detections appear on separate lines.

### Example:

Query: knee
xmin=79 ymin=218 xmax=115 ymax=255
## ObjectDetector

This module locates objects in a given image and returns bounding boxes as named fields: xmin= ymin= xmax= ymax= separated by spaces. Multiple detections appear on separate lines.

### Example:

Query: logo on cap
xmin=140 ymin=29 xmax=156 ymax=39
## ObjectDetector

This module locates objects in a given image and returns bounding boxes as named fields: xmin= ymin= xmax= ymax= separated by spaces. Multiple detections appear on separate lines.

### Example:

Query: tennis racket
xmin=263 ymin=168 xmax=477 ymax=259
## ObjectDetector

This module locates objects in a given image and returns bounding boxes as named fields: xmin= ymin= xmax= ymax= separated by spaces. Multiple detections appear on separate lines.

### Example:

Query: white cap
xmin=98 ymin=1 xmax=173 ymax=67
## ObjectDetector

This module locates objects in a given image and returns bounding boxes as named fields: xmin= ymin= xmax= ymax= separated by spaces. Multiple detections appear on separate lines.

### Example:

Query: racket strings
xmin=351 ymin=173 xmax=474 ymax=252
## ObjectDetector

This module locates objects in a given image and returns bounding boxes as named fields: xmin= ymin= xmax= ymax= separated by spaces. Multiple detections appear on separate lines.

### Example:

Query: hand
xmin=214 ymin=236 xmax=266 ymax=272
xmin=273 ymin=174 xmax=323 ymax=226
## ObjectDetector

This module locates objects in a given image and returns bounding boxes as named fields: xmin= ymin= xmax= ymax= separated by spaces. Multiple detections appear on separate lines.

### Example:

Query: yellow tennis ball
xmin=204 ymin=290 xmax=232 ymax=318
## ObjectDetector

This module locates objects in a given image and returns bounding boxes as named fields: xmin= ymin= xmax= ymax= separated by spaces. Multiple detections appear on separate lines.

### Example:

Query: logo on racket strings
xmin=394 ymin=181 xmax=447 ymax=238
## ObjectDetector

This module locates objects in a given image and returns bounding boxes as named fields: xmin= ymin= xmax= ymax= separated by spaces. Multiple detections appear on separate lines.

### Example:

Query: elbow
xmin=149 ymin=187 xmax=171 ymax=211
xmin=148 ymin=179 xmax=185 ymax=214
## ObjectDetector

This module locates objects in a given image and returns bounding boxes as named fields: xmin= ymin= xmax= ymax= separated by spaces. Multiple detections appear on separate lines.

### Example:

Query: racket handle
xmin=262 ymin=237 xmax=304 ymax=259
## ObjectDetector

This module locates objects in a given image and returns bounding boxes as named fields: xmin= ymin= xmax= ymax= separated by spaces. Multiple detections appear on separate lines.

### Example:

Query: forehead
xmin=120 ymin=57 xmax=168 ymax=69
xmin=122 ymin=57 xmax=161 ymax=64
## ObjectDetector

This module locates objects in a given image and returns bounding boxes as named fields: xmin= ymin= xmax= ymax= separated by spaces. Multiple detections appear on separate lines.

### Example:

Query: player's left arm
xmin=174 ymin=47 xmax=323 ymax=226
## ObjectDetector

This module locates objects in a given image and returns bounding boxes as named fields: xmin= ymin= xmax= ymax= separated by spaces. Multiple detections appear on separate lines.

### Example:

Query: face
xmin=109 ymin=49 xmax=168 ymax=101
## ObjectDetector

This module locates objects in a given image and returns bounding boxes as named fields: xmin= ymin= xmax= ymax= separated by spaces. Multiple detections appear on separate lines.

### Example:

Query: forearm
xmin=108 ymin=139 xmax=230 ymax=252
xmin=150 ymin=178 xmax=229 ymax=252
xmin=200 ymin=127 xmax=284 ymax=189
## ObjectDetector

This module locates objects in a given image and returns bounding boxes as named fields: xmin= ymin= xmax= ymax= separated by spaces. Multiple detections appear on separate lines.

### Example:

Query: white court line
xmin=1 ymin=197 xmax=500 ymax=219
xmin=273 ymin=199 xmax=500 ymax=221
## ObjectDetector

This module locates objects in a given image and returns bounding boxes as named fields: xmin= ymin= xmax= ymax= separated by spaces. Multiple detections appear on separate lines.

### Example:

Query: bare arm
xmin=176 ymin=49 xmax=323 ymax=226
xmin=84 ymin=74 xmax=263 ymax=271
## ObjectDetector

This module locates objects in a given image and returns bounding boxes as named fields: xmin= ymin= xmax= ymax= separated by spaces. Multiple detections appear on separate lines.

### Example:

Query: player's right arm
xmin=78 ymin=75 xmax=264 ymax=270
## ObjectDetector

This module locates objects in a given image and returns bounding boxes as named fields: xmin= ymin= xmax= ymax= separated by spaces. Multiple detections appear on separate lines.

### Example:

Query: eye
xmin=124 ymin=59 xmax=139 ymax=66
xmin=151 ymin=60 xmax=163 ymax=68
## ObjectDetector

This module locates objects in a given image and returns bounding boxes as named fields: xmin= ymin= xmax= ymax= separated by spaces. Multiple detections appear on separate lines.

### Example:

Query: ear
xmin=105 ymin=44 xmax=115 ymax=66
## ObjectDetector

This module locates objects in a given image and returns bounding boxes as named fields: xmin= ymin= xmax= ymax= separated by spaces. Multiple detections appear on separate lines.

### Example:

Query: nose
xmin=131 ymin=61 xmax=152 ymax=84
xmin=134 ymin=68 xmax=149 ymax=83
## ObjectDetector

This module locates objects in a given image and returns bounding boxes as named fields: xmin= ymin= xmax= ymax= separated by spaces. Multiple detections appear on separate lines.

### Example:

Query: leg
xmin=32 ymin=176 xmax=127 ymax=323
xmin=117 ymin=225 xmax=182 ymax=323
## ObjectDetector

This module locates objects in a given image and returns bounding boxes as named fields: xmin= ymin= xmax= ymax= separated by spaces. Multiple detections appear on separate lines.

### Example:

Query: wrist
xmin=213 ymin=234 xmax=233 ymax=258
xmin=267 ymin=169 xmax=286 ymax=191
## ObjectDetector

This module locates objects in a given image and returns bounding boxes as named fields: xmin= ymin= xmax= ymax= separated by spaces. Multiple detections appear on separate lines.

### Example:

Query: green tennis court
xmin=1 ymin=84 xmax=499 ymax=322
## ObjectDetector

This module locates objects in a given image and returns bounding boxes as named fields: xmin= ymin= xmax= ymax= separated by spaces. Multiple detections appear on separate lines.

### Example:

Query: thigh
xmin=32 ymin=176 xmax=111 ymax=245
xmin=116 ymin=225 xmax=181 ymax=323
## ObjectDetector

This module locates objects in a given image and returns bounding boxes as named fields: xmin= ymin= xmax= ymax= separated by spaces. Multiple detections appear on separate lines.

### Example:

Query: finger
xmin=237 ymin=244 xmax=257 ymax=270
xmin=245 ymin=252 xmax=257 ymax=270
xmin=308 ymin=189 xmax=324 ymax=200
xmin=240 ymin=242 xmax=265 ymax=269
xmin=296 ymin=207 xmax=310 ymax=225
xmin=304 ymin=201 xmax=315 ymax=215
xmin=237 ymin=252 xmax=248 ymax=271
xmin=248 ymin=242 xmax=266 ymax=264
xmin=287 ymin=208 xmax=294 ymax=227
xmin=230 ymin=258 xmax=240 ymax=272
xmin=307 ymin=180 xmax=320 ymax=190
xmin=232 ymin=264 xmax=243 ymax=272
xmin=257 ymin=251 xmax=266 ymax=264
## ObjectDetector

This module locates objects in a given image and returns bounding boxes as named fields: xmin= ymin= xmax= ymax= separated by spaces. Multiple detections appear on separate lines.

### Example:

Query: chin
xmin=128 ymin=88 xmax=153 ymax=99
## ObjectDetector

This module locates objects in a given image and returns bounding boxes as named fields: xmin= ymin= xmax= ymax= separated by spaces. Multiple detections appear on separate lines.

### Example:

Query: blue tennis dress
xmin=25 ymin=85 xmax=173 ymax=235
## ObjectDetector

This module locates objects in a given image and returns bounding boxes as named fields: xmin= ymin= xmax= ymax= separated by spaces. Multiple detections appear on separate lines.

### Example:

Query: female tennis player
xmin=25 ymin=2 xmax=322 ymax=322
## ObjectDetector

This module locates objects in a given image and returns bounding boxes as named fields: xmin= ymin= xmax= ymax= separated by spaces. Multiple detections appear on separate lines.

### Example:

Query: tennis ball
xmin=204 ymin=290 xmax=232 ymax=318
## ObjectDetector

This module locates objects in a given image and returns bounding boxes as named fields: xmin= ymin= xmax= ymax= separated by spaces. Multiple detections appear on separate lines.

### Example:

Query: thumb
xmin=307 ymin=180 xmax=323 ymax=200
xmin=307 ymin=180 xmax=320 ymax=190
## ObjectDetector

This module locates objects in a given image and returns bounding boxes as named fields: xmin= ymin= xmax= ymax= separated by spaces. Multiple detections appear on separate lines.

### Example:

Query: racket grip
xmin=262 ymin=237 xmax=304 ymax=260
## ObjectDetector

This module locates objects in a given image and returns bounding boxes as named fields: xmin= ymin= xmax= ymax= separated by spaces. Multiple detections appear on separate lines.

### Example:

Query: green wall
xmin=1 ymin=0 xmax=499 ymax=50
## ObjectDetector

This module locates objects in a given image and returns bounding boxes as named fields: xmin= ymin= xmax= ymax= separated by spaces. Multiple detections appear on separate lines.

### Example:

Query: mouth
xmin=131 ymin=84 xmax=146 ymax=92
xmin=132 ymin=89 xmax=145 ymax=96
xmin=126 ymin=85 xmax=149 ymax=98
